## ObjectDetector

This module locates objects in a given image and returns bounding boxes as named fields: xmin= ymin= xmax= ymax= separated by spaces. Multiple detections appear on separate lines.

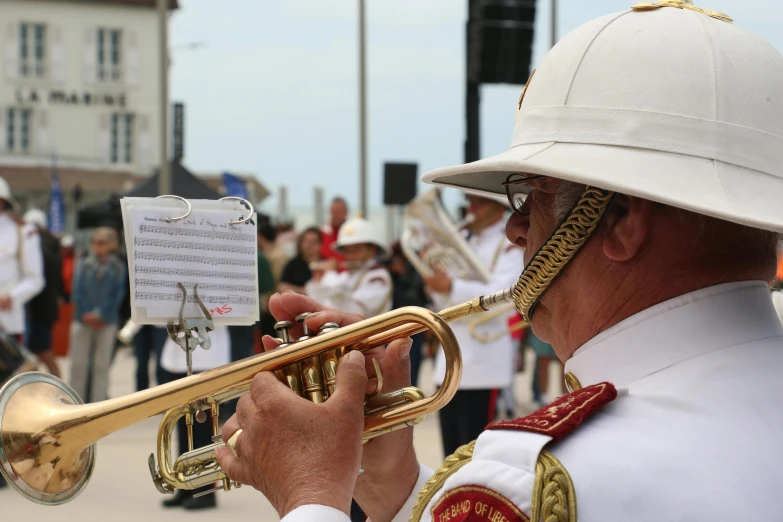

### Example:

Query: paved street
xmin=3 ymin=347 xmax=546 ymax=521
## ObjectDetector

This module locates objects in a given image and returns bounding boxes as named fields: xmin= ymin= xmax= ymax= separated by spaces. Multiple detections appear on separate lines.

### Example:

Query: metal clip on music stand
xmin=166 ymin=282 xmax=214 ymax=377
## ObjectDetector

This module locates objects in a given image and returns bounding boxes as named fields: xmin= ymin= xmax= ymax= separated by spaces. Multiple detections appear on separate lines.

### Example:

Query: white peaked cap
xmin=423 ymin=5 xmax=783 ymax=233
xmin=336 ymin=218 xmax=387 ymax=253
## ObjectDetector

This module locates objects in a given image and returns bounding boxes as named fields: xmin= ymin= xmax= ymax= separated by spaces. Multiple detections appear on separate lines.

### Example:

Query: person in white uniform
xmin=306 ymin=217 xmax=392 ymax=317
xmin=423 ymin=194 xmax=523 ymax=456
xmin=0 ymin=177 xmax=43 ymax=490
xmin=214 ymin=3 xmax=783 ymax=521
xmin=0 ymin=177 xmax=44 ymax=344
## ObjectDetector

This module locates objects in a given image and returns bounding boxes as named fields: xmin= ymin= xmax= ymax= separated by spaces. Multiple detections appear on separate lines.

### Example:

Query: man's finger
xmin=261 ymin=335 xmax=282 ymax=352
xmin=271 ymin=291 xmax=327 ymax=318
xmin=248 ymin=371 xmax=292 ymax=408
xmin=362 ymin=346 xmax=386 ymax=395
xmin=221 ymin=414 xmax=242 ymax=444
xmin=380 ymin=338 xmax=413 ymax=393
xmin=328 ymin=351 xmax=368 ymax=418
xmin=268 ymin=292 xmax=328 ymax=339
xmin=215 ymin=445 xmax=252 ymax=485
xmin=304 ymin=309 xmax=366 ymax=333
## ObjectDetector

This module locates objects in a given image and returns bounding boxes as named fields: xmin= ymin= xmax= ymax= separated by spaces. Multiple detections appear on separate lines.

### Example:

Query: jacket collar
xmin=564 ymin=281 xmax=783 ymax=389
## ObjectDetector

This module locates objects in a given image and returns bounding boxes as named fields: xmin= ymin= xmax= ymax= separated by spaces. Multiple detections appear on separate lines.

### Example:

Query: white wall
xmin=0 ymin=0 xmax=162 ymax=174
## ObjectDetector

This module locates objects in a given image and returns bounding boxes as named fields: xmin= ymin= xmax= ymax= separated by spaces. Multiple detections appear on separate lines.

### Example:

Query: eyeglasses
xmin=501 ymin=173 xmax=545 ymax=215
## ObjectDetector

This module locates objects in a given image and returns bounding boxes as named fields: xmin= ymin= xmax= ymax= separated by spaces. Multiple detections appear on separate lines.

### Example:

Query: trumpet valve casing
xmin=318 ymin=322 xmax=342 ymax=397
xmin=296 ymin=313 xmax=326 ymax=403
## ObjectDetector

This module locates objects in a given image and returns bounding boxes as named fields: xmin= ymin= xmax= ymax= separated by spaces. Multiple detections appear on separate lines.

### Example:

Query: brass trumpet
xmin=0 ymin=288 xmax=515 ymax=506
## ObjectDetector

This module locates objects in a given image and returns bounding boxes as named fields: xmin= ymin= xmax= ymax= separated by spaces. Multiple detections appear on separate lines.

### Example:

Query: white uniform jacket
xmin=431 ymin=220 xmax=524 ymax=389
xmin=0 ymin=213 xmax=44 ymax=335
xmin=305 ymin=260 xmax=392 ymax=317
xmin=283 ymin=281 xmax=783 ymax=522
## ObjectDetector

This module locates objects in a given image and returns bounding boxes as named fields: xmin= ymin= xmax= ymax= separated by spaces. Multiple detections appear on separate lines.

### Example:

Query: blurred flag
xmin=48 ymin=166 xmax=65 ymax=234
xmin=222 ymin=172 xmax=248 ymax=199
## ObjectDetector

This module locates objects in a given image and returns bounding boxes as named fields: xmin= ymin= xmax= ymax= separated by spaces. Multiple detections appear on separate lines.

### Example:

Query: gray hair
xmin=553 ymin=181 xmax=586 ymax=222
xmin=553 ymin=181 xmax=778 ymax=268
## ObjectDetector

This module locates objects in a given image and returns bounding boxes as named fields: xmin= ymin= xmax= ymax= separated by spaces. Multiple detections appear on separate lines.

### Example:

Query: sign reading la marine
xmin=15 ymin=87 xmax=127 ymax=108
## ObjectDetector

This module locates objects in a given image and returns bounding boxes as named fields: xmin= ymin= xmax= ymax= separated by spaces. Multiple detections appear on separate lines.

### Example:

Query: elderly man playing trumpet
xmin=216 ymin=4 xmax=783 ymax=521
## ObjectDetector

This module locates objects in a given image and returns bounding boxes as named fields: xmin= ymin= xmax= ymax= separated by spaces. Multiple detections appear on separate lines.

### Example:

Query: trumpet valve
xmin=318 ymin=322 xmax=342 ymax=397
xmin=274 ymin=320 xmax=294 ymax=344
xmin=273 ymin=320 xmax=304 ymax=397
xmin=296 ymin=313 xmax=326 ymax=403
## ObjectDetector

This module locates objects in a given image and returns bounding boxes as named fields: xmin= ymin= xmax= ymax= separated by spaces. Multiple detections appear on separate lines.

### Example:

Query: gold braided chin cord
xmin=531 ymin=451 xmax=578 ymax=522
xmin=512 ymin=187 xmax=615 ymax=320
xmin=408 ymin=441 xmax=476 ymax=522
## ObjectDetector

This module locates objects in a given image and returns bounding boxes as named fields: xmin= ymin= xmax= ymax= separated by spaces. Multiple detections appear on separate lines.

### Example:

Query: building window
xmin=20 ymin=23 xmax=47 ymax=78
xmin=97 ymin=29 xmax=122 ymax=82
xmin=7 ymin=108 xmax=33 ymax=153
xmin=111 ymin=113 xmax=134 ymax=164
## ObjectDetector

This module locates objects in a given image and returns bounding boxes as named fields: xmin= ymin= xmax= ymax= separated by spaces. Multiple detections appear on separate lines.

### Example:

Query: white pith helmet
xmin=0 ymin=177 xmax=20 ymax=211
xmin=23 ymin=208 xmax=48 ymax=229
xmin=336 ymin=218 xmax=386 ymax=254
xmin=423 ymin=3 xmax=783 ymax=234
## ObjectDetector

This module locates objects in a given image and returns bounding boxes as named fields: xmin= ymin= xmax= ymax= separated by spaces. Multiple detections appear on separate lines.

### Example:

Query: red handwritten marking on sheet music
xmin=210 ymin=304 xmax=233 ymax=316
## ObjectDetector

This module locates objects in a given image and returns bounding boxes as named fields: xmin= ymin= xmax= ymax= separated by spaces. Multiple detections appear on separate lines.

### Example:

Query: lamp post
xmin=157 ymin=0 xmax=170 ymax=196
xmin=358 ymin=0 xmax=368 ymax=219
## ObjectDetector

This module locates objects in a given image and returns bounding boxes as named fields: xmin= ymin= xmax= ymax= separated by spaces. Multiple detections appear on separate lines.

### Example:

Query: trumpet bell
xmin=0 ymin=372 xmax=96 ymax=505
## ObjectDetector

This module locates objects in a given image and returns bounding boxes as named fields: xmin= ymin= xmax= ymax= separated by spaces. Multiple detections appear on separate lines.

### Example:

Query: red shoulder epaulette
xmin=488 ymin=382 xmax=617 ymax=443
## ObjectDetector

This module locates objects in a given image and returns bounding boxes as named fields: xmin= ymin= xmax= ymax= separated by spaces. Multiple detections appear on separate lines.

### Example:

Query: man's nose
xmin=506 ymin=212 xmax=528 ymax=250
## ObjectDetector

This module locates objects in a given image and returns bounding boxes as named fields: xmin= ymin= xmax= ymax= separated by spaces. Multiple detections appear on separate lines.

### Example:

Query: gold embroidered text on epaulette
xmin=408 ymin=445 xmax=577 ymax=522
xmin=409 ymin=441 xmax=476 ymax=522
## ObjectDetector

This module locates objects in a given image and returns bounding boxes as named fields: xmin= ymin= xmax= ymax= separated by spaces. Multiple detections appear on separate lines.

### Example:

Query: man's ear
xmin=601 ymin=195 xmax=654 ymax=262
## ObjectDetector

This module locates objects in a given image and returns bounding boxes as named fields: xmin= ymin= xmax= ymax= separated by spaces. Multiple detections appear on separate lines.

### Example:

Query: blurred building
xmin=0 ymin=0 xmax=178 ymax=222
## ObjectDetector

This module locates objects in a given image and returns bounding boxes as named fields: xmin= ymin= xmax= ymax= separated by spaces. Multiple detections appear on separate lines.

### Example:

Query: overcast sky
xmin=169 ymin=0 xmax=783 ymax=216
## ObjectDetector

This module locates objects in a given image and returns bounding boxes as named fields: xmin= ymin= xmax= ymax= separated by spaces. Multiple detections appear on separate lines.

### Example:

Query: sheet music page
xmin=122 ymin=199 xmax=260 ymax=326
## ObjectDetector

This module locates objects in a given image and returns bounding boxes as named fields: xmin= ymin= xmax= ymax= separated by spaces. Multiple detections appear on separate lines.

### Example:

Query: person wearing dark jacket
xmin=23 ymin=209 xmax=62 ymax=377
xmin=388 ymin=242 xmax=430 ymax=387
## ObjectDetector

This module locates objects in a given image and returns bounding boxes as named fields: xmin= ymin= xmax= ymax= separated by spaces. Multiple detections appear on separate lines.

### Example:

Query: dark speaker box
xmin=383 ymin=163 xmax=418 ymax=205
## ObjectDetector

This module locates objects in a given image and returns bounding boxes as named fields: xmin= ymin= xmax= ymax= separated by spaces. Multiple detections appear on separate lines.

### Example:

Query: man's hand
xmin=215 ymin=350 xmax=367 ymax=518
xmin=423 ymin=265 xmax=452 ymax=295
xmin=0 ymin=294 xmax=12 ymax=310
xmin=217 ymin=291 xmax=420 ymax=522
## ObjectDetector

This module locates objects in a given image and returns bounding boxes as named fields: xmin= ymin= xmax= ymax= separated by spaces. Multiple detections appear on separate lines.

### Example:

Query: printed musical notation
xmin=138 ymin=223 xmax=254 ymax=242
xmin=134 ymin=266 xmax=255 ymax=281
xmin=134 ymin=251 xmax=255 ymax=267
xmin=135 ymin=279 xmax=256 ymax=294
xmin=134 ymin=291 xmax=257 ymax=306
xmin=122 ymin=200 xmax=260 ymax=324
xmin=134 ymin=237 xmax=255 ymax=255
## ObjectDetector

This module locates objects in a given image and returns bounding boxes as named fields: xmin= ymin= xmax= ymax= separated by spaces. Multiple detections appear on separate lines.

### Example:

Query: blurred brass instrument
xmin=0 ymin=287 xmax=517 ymax=505
xmin=401 ymin=188 xmax=526 ymax=342
xmin=467 ymin=305 xmax=528 ymax=344
xmin=400 ymin=189 xmax=491 ymax=283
